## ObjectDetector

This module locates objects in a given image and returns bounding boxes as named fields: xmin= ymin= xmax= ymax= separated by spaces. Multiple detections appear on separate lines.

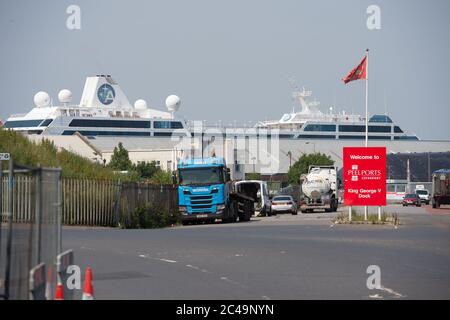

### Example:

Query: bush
xmin=127 ymin=203 xmax=180 ymax=229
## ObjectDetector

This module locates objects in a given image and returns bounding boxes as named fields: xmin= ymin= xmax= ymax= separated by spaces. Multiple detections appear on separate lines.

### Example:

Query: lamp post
xmin=287 ymin=151 xmax=292 ymax=169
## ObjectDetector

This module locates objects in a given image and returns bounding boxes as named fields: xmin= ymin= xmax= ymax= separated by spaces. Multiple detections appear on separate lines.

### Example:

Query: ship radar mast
xmin=288 ymin=77 xmax=319 ymax=114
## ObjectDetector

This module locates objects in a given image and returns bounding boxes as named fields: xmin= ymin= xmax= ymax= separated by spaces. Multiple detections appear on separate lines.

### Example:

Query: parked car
xmin=415 ymin=189 xmax=430 ymax=205
xmin=271 ymin=196 xmax=298 ymax=215
xmin=402 ymin=193 xmax=421 ymax=207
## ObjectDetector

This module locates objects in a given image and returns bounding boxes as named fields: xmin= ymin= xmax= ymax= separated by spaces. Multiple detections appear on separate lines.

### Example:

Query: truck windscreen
xmin=179 ymin=167 xmax=224 ymax=186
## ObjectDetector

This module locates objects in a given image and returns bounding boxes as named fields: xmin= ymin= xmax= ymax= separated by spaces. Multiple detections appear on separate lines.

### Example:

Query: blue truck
xmin=176 ymin=157 xmax=255 ymax=225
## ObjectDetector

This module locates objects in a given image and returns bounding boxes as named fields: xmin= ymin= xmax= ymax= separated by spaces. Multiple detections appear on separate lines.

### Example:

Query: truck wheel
xmin=239 ymin=201 xmax=252 ymax=222
xmin=332 ymin=200 xmax=338 ymax=212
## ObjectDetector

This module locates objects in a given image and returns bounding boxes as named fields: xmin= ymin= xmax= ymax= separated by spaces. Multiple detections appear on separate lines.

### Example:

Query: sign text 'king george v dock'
xmin=343 ymin=147 xmax=386 ymax=206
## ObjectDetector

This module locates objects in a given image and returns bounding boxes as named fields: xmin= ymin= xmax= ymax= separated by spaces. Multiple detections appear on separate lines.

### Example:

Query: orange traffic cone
xmin=82 ymin=267 xmax=94 ymax=300
xmin=55 ymin=283 xmax=64 ymax=300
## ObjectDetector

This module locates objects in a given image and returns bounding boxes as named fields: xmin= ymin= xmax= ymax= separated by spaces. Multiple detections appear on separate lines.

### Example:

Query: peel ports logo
xmin=97 ymin=84 xmax=115 ymax=105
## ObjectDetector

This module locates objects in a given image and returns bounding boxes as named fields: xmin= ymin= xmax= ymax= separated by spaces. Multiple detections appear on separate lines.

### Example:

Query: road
xmin=63 ymin=204 xmax=450 ymax=299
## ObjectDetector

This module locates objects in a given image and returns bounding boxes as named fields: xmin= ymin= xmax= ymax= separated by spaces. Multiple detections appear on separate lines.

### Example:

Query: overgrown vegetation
xmin=333 ymin=209 xmax=399 ymax=225
xmin=0 ymin=128 xmax=115 ymax=179
xmin=0 ymin=129 xmax=174 ymax=183
xmin=286 ymin=152 xmax=334 ymax=184
xmin=124 ymin=203 xmax=180 ymax=229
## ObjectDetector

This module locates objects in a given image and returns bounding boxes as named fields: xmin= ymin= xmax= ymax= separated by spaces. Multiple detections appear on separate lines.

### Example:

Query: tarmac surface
xmin=63 ymin=204 xmax=450 ymax=299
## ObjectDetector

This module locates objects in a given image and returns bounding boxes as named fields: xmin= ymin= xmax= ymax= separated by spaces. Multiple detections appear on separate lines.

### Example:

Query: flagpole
xmin=365 ymin=48 xmax=369 ymax=147
xmin=364 ymin=48 xmax=369 ymax=221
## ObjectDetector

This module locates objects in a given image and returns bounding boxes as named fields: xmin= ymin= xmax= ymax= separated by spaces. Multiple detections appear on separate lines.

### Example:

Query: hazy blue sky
xmin=1 ymin=0 xmax=449 ymax=139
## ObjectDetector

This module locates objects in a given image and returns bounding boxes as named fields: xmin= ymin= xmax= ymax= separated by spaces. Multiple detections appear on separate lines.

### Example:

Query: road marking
xmin=262 ymin=295 xmax=271 ymax=300
xmin=139 ymin=254 xmax=177 ymax=264
xmin=159 ymin=258 xmax=178 ymax=263
xmin=379 ymin=286 xmax=405 ymax=298
xmin=220 ymin=276 xmax=248 ymax=288
xmin=80 ymin=246 xmax=95 ymax=251
xmin=186 ymin=264 xmax=211 ymax=273
xmin=369 ymin=293 xmax=383 ymax=299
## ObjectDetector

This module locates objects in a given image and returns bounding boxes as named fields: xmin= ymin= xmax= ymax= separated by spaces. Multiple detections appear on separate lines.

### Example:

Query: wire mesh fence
xmin=0 ymin=162 xmax=62 ymax=300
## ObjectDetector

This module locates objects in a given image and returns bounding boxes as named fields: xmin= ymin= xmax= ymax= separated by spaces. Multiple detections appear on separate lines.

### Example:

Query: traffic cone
xmin=55 ymin=283 xmax=64 ymax=300
xmin=82 ymin=267 xmax=94 ymax=300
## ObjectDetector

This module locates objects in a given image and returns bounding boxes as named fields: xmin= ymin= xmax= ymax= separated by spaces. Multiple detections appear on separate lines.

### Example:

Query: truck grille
xmin=189 ymin=195 xmax=213 ymax=210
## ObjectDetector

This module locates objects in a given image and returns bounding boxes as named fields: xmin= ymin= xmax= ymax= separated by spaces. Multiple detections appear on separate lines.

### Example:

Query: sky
xmin=0 ymin=0 xmax=449 ymax=140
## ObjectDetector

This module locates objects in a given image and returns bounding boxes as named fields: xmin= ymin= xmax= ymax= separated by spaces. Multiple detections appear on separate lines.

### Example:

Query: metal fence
xmin=61 ymin=180 xmax=178 ymax=227
xmin=118 ymin=182 xmax=179 ymax=227
xmin=0 ymin=162 xmax=62 ymax=300
xmin=62 ymin=179 xmax=120 ymax=226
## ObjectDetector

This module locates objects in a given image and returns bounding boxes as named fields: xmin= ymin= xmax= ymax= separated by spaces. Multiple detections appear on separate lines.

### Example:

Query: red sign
xmin=343 ymin=147 xmax=386 ymax=206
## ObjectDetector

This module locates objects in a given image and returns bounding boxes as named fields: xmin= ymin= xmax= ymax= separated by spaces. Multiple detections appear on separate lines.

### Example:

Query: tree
xmin=150 ymin=170 xmax=173 ymax=184
xmin=108 ymin=142 xmax=132 ymax=171
xmin=286 ymin=152 xmax=334 ymax=185
xmin=134 ymin=161 xmax=160 ymax=179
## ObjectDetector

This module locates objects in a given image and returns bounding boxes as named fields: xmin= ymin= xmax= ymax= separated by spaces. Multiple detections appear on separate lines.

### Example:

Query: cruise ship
xmin=3 ymin=75 xmax=418 ymax=141
xmin=2 ymin=75 xmax=190 ymax=138
xmin=2 ymin=75 xmax=449 ymax=173
xmin=254 ymin=87 xmax=418 ymax=141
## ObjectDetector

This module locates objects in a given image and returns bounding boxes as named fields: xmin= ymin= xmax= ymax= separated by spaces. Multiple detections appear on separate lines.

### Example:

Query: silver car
xmin=271 ymin=196 xmax=298 ymax=215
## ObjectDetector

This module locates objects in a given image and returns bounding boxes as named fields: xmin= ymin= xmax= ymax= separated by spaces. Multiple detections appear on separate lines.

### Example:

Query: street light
xmin=287 ymin=151 xmax=292 ymax=169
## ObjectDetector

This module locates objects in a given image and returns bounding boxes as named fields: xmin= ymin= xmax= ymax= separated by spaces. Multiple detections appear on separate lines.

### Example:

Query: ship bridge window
xmin=304 ymin=124 xmax=336 ymax=132
xmin=394 ymin=126 xmax=403 ymax=133
xmin=69 ymin=119 xmax=151 ymax=128
xmin=368 ymin=126 xmax=391 ymax=133
xmin=153 ymin=121 xmax=184 ymax=129
xmin=3 ymin=119 xmax=44 ymax=128
xmin=394 ymin=136 xmax=418 ymax=140
xmin=369 ymin=115 xmax=393 ymax=123
xmin=40 ymin=119 xmax=53 ymax=127
xmin=338 ymin=125 xmax=365 ymax=132
xmin=62 ymin=130 xmax=151 ymax=137
xmin=298 ymin=134 xmax=335 ymax=139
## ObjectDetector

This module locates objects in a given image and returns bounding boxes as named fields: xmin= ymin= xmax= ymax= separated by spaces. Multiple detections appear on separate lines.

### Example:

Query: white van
xmin=415 ymin=188 xmax=431 ymax=205
xmin=235 ymin=180 xmax=272 ymax=216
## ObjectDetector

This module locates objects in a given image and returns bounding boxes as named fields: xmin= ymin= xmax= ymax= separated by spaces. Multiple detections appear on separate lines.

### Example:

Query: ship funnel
xmin=79 ymin=75 xmax=132 ymax=108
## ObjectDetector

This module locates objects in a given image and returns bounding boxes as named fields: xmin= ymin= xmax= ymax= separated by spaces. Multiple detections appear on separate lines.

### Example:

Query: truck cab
xmin=176 ymin=157 xmax=255 ymax=225
xmin=177 ymin=157 xmax=229 ymax=224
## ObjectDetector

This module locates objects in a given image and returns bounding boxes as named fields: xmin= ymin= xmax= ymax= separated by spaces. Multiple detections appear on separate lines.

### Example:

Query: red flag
xmin=342 ymin=55 xmax=367 ymax=84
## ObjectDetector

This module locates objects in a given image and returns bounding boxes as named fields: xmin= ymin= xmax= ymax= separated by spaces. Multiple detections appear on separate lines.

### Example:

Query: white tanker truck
xmin=300 ymin=165 xmax=338 ymax=213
